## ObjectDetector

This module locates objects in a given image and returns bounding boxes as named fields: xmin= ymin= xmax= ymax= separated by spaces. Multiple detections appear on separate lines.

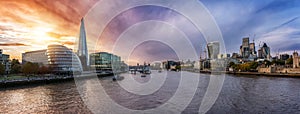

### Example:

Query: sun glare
xmin=30 ymin=27 xmax=54 ymax=41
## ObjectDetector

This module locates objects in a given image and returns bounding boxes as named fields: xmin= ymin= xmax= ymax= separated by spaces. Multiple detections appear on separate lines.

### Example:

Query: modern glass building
xmin=89 ymin=52 xmax=121 ymax=72
xmin=47 ymin=45 xmax=82 ymax=74
xmin=77 ymin=18 xmax=88 ymax=70
xmin=207 ymin=41 xmax=220 ymax=59
xmin=258 ymin=43 xmax=271 ymax=60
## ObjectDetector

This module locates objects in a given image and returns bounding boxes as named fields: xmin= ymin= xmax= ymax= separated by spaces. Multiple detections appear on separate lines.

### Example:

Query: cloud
xmin=46 ymin=32 xmax=70 ymax=39
xmin=61 ymin=41 xmax=75 ymax=45
xmin=201 ymin=0 xmax=300 ymax=55
xmin=0 ymin=43 xmax=30 ymax=46
xmin=0 ymin=0 xmax=99 ymax=60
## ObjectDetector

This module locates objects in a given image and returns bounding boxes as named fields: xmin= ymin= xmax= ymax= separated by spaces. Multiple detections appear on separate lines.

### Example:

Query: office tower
xmin=240 ymin=37 xmax=250 ymax=58
xmin=77 ymin=18 xmax=89 ymax=70
xmin=207 ymin=41 xmax=220 ymax=59
xmin=258 ymin=43 xmax=271 ymax=60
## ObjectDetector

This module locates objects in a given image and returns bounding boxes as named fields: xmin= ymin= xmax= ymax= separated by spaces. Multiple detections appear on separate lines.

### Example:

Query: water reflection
xmin=0 ymin=72 xmax=299 ymax=113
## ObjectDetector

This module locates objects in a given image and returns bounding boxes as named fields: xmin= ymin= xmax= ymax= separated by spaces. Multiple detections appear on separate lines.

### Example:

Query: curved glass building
xmin=47 ymin=45 xmax=82 ymax=74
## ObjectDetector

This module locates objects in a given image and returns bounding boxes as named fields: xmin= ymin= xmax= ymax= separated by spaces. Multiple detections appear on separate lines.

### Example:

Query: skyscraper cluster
xmin=240 ymin=37 xmax=257 ymax=59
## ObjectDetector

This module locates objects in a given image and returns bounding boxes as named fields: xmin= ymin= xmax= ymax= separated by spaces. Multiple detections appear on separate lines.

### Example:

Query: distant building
xmin=162 ymin=60 xmax=180 ymax=71
xmin=89 ymin=52 xmax=121 ymax=72
xmin=217 ymin=54 xmax=230 ymax=59
xmin=280 ymin=54 xmax=291 ymax=61
xmin=181 ymin=59 xmax=195 ymax=68
xmin=0 ymin=49 xmax=10 ymax=74
xmin=22 ymin=49 xmax=48 ymax=65
xmin=293 ymin=51 xmax=300 ymax=68
xmin=150 ymin=61 xmax=162 ymax=70
xmin=258 ymin=43 xmax=271 ymax=60
xmin=207 ymin=41 xmax=220 ymax=59
xmin=231 ymin=53 xmax=239 ymax=59
xmin=47 ymin=45 xmax=83 ymax=74
xmin=240 ymin=37 xmax=257 ymax=59
xmin=240 ymin=37 xmax=250 ymax=58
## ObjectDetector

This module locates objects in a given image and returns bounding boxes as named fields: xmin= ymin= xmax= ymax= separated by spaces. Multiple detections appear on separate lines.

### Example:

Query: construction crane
xmin=276 ymin=49 xmax=280 ymax=58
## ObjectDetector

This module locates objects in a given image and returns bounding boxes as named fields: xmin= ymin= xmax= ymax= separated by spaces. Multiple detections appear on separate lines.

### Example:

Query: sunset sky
xmin=0 ymin=0 xmax=299 ymax=64
xmin=0 ymin=0 xmax=99 ymax=60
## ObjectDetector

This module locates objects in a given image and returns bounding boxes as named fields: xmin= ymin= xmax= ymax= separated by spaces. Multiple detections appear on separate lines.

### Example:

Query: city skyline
xmin=0 ymin=0 xmax=299 ymax=64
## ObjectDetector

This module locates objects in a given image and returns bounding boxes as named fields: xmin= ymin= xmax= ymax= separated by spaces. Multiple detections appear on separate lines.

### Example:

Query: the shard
xmin=77 ymin=18 xmax=88 ymax=70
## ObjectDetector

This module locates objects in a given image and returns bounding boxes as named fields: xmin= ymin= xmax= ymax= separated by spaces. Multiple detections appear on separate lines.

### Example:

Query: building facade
xmin=89 ymin=52 xmax=121 ymax=72
xmin=22 ymin=49 xmax=48 ymax=65
xmin=162 ymin=60 xmax=181 ymax=71
xmin=293 ymin=51 xmax=299 ymax=68
xmin=280 ymin=54 xmax=291 ymax=61
xmin=0 ymin=49 xmax=10 ymax=74
xmin=207 ymin=41 xmax=220 ymax=59
xmin=258 ymin=43 xmax=271 ymax=60
xmin=47 ymin=45 xmax=83 ymax=74
xmin=240 ymin=37 xmax=250 ymax=58
xmin=77 ymin=18 xmax=89 ymax=70
xmin=240 ymin=37 xmax=257 ymax=59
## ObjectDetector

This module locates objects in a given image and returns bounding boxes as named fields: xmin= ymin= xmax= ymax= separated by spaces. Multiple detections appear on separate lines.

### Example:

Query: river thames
xmin=0 ymin=71 xmax=299 ymax=114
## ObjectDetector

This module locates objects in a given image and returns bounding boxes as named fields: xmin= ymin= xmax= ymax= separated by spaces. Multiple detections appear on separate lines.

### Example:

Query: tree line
xmin=0 ymin=59 xmax=51 ymax=76
xmin=228 ymin=58 xmax=294 ymax=72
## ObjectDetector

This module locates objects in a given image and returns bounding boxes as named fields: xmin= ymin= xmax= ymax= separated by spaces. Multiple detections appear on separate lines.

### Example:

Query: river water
xmin=0 ymin=71 xmax=299 ymax=114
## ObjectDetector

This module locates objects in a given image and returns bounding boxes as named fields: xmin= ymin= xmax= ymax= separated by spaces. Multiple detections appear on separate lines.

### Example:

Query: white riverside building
xmin=22 ymin=45 xmax=83 ymax=74
xmin=22 ymin=49 xmax=48 ymax=65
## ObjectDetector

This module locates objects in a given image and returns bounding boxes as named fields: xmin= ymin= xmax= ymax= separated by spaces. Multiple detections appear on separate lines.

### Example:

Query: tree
xmin=10 ymin=59 xmax=21 ymax=74
xmin=39 ymin=65 xmax=50 ymax=74
xmin=22 ymin=62 xmax=39 ymax=76
xmin=249 ymin=62 xmax=258 ymax=70
xmin=0 ymin=63 xmax=5 ymax=75
xmin=228 ymin=62 xmax=235 ymax=68
xmin=234 ymin=62 xmax=258 ymax=72
xmin=272 ymin=59 xmax=285 ymax=66
xmin=286 ymin=58 xmax=293 ymax=65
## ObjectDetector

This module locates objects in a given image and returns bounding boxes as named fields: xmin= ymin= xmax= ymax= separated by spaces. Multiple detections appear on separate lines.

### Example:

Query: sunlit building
xmin=77 ymin=18 xmax=89 ymax=70
xmin=47 ymin=45 xmax=82 ymax=74
xmin=22 ymin=49 xmax=48 ymax=65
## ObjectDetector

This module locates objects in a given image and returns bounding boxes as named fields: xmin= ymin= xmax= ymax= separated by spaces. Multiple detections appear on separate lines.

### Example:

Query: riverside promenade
xmin=0 ymin=71 xmax=115 ymax=88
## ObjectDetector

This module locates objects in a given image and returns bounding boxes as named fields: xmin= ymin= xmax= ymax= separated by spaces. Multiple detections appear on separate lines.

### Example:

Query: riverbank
xmin=226 ymin=71 xmax=300 ymax=77
xmin=0 ymin=72 xmax=116 ymax=88
xmin=197 ymin=70 xmax=300 ymax=78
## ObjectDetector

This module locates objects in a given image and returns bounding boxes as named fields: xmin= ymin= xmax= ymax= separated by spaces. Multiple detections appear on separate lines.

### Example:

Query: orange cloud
xmin=0 ymin=43 xmax=29 ymax=46
xmin=62 ymin=41 xmax=75 ymax=45
xmin=0 ymin=0 xmax=100 ymax=59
